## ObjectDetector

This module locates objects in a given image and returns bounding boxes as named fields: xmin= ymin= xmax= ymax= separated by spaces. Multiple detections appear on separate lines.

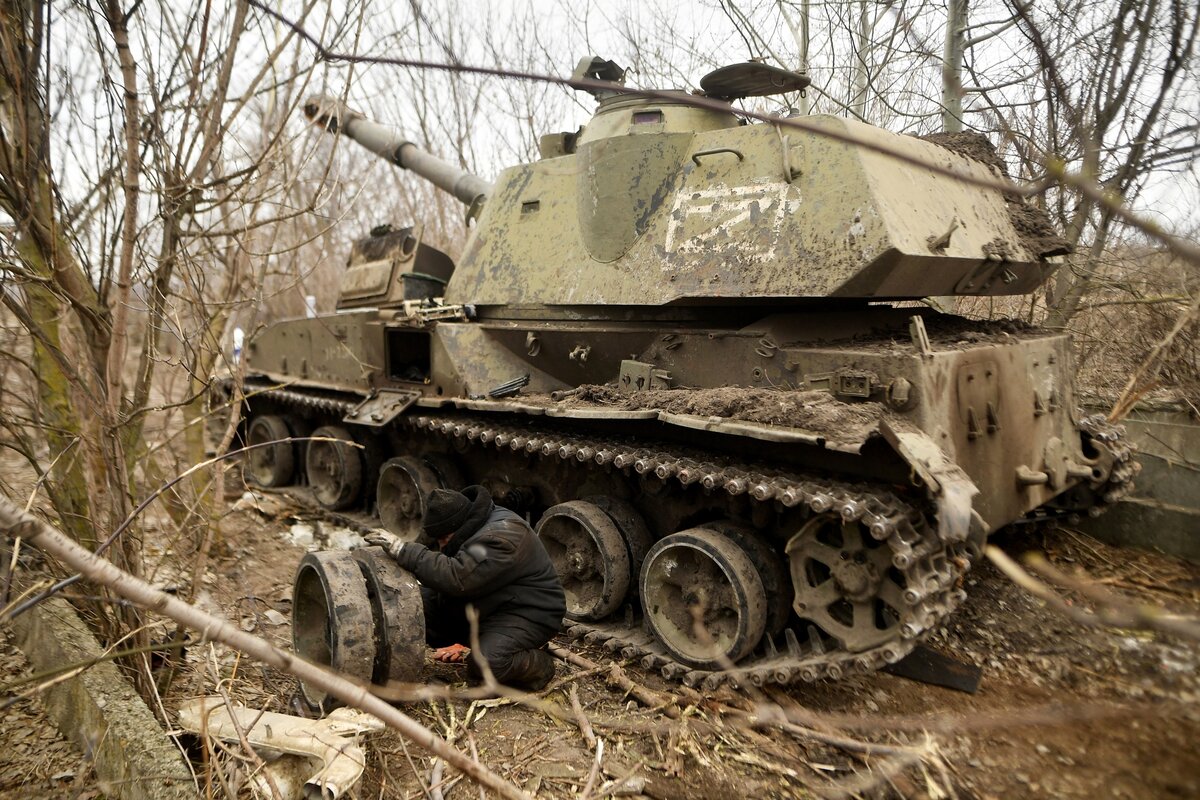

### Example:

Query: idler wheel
xmin=245 ymin=414 xmax=294 ymax=487
xmin=786 ymin=514 xmax=905 ymax=652
xmin=537 ymin=500 xmax=631 ymax=620
xmin=352 ymin=547 xmax=425 ymax=684
xmin=583 ymin=495 xmax=653 ymax=598
xmin=698 ymin=519 xmax=790 ymax=637
xmin=377 ymin=456 xmax=442 ymax=538
xmin=292 ymin=550 xmax=377 ymax=708
xmin=640 ymin=527 xmax=767 ymax=670
xmin=306 ymin=425 xmax=363 ymax=510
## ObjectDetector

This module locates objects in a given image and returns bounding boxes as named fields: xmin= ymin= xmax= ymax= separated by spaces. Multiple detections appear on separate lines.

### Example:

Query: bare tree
xmin=0 ymin=0 xmax=371 ymax=693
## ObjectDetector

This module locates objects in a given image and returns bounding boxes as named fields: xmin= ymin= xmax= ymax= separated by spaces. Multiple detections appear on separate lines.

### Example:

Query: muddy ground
xmin=2 ymin=497 xmax=1198 ymax=799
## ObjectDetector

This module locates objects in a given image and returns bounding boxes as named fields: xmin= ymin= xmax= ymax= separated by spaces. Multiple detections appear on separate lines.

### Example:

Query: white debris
xmin=324 ymin=525 xmax=366 ymax=551
xmin=178 ymin=698 xmax=384 ymax=800
xmin=1160 ymin=655 xmax=1195 ymax=674
xmin=233 ymin=491 xmax=265 ymax=513
xmin=288 ymin=523 xmax=315 ymax=549
xmin=603 ymin=775 xmax=646 ymax=796
xmin=233 ymin=490 xmax=290 ymax=518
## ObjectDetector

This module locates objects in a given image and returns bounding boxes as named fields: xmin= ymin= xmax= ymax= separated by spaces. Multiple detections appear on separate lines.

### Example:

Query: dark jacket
xmin=395 ymin=502 xmax=566 ymax=632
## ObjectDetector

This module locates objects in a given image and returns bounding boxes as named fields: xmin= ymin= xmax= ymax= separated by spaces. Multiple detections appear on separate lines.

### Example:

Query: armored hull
xmin=228 ymin=62 xmax=1136 ymax=686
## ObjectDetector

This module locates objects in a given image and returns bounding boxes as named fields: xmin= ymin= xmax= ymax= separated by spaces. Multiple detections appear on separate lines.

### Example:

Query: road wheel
xmin=537 ymin=500 xmax=631 ymax=620
xmin=641 ymin=527 xmax=767 ymax=670
xmin=305 ymin=425 xmax=363 ymax=510
xmin=377 ymin=456 xmax=442 ymax=538
xmin=245 ymin=414 xmax=294 ymax=487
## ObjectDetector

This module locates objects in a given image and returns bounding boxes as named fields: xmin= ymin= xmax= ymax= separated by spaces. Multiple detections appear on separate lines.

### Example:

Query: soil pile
xmin=920 ymin=131 xmax=1072 ymax=259
xmin=564 ymin=385 xmax=888 ymax=442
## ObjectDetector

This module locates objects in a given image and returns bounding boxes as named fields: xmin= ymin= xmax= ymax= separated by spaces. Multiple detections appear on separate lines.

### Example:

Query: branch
xmin=239 ymin=3 xmax=1029 ymax=197
xmin=986 ymin=546 xmax=1200 ymax=640
xmin=546 ymin=643 xmax=917 ymax=757
xmin=102 ymin=0 xmax=142 ymax=428
xmin=568 ymin=684 xmax=597 ymax=749
xmin=1078 ymin=294 xmax=1189 ymax=310
xmin=244 ymin=0 xmax=1200 ymax=276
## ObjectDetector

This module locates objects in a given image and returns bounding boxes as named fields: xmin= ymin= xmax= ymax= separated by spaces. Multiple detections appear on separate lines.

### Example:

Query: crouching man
xmin=365 ymin=486 xmax=565 ymax=691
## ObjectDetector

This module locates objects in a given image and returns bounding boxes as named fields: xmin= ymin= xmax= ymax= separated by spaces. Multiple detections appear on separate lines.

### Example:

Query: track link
xmin=1079 ymin=415 xmax=1140 ymax=507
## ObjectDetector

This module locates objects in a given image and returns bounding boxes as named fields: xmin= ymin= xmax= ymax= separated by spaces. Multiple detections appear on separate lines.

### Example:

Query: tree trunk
xmin=851 ymin=1 xmax=870 ymax=121
xmin=942 ymin=0 xmax=967 ymax=132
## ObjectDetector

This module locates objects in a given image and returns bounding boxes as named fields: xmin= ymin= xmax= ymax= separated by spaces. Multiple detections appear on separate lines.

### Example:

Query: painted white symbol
xmin=664 ymin=181 xmax=801 ymax=258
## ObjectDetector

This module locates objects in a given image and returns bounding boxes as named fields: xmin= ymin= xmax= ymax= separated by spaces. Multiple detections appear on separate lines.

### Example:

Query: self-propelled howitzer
xmin=233 ymin=60 xmax=1135 ymax=687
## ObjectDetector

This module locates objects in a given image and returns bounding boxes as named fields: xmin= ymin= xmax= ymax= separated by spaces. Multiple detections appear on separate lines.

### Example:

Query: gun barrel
xmin=304 ymin=94 xmax=492 ymax=208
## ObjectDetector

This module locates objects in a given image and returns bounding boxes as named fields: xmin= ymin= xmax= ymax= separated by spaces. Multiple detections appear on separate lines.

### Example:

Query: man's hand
xmin=432 ymin=643 xmax=470 ymax=663
xmin=363 ymin=530 xmax=405 ymax=560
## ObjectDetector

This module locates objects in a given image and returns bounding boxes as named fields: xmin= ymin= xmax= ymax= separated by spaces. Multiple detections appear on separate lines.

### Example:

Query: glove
xmin=363 ymin=530 xmax=405 ymax=560
xmin=433 ymin=643 xmax=470 ymax=663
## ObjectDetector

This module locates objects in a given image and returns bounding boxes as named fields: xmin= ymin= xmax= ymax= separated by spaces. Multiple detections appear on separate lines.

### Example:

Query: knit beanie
xmin=423 ymin=488 xmax=472 ymax=538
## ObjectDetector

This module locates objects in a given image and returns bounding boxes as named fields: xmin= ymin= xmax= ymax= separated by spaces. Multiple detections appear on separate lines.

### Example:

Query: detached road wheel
xmin=353 ymin=547 xmax=425 ymax=684
xmin=641 ymin=527 xmax=767 ymax=670
xmin=246 ymin=415 xmax=294 ymax=487
xmin=306 ymin=425 xmax=363 ymax=510
xmin=292 ymin=550 xmax=376 ymax=708
xmin=537 ymin=500 xmax=631 ymax=621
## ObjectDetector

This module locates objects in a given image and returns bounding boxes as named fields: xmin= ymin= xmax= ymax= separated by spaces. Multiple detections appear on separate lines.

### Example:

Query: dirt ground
xmin=2 ymin=495 xmax=1198 ymax=799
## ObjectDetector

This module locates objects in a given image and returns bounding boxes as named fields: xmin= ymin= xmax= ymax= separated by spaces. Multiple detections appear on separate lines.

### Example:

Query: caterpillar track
xmin=233 ymin=379 xmax=1137 ymax=688
xmin=1077 ymin=415 xmax=1140 ymax=506
xmin=239 ymin=379 xmax=984 ymax=687
xmin=1016 ymin=414 xmax=1140 ymax=527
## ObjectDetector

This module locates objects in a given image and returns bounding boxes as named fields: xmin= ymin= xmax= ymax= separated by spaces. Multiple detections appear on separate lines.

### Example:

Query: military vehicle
xmin=229 ymin=58 xmax=1136 ymax=688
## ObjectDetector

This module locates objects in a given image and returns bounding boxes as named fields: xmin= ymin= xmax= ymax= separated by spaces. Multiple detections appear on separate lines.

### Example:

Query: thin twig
xmin=213 ymin=683 xmax=285 ymax=800
xmin=579 ymin=739 xmax=605 ymax=800
xmin=819 ymin=747 xmax=929 ymax=800
xmin=468 ymin=732 xmax=485 ymax=800
xmin=245 ymin=0 xmax=1200 ymax=273
xmin=569 ymin=684 xmax=597 ymax=749
xmin=396 ymin=737 xmax=435 ymax=800
xmin=987 ymin=546 xmax=1200 ymax=640
xmin=549 ymin=643 xmax=919 ymax=757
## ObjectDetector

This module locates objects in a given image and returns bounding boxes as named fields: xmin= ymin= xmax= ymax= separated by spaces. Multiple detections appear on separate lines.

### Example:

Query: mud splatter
xmin=1006 ymin=201 xmax=1072 ymax=259
xmin=981 ymin=238 xmax=1016 ymax=260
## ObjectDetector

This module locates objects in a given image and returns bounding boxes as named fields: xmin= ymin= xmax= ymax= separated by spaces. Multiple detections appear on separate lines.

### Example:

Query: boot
xmin=503 ymin=647 xmax=556 ymax=691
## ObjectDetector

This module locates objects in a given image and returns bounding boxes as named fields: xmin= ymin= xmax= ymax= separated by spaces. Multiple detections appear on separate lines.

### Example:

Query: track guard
xmin=343 ymin=389 xmax=421 ymax=428
xmin=878 ymin=421 xmax=981 ymax=546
